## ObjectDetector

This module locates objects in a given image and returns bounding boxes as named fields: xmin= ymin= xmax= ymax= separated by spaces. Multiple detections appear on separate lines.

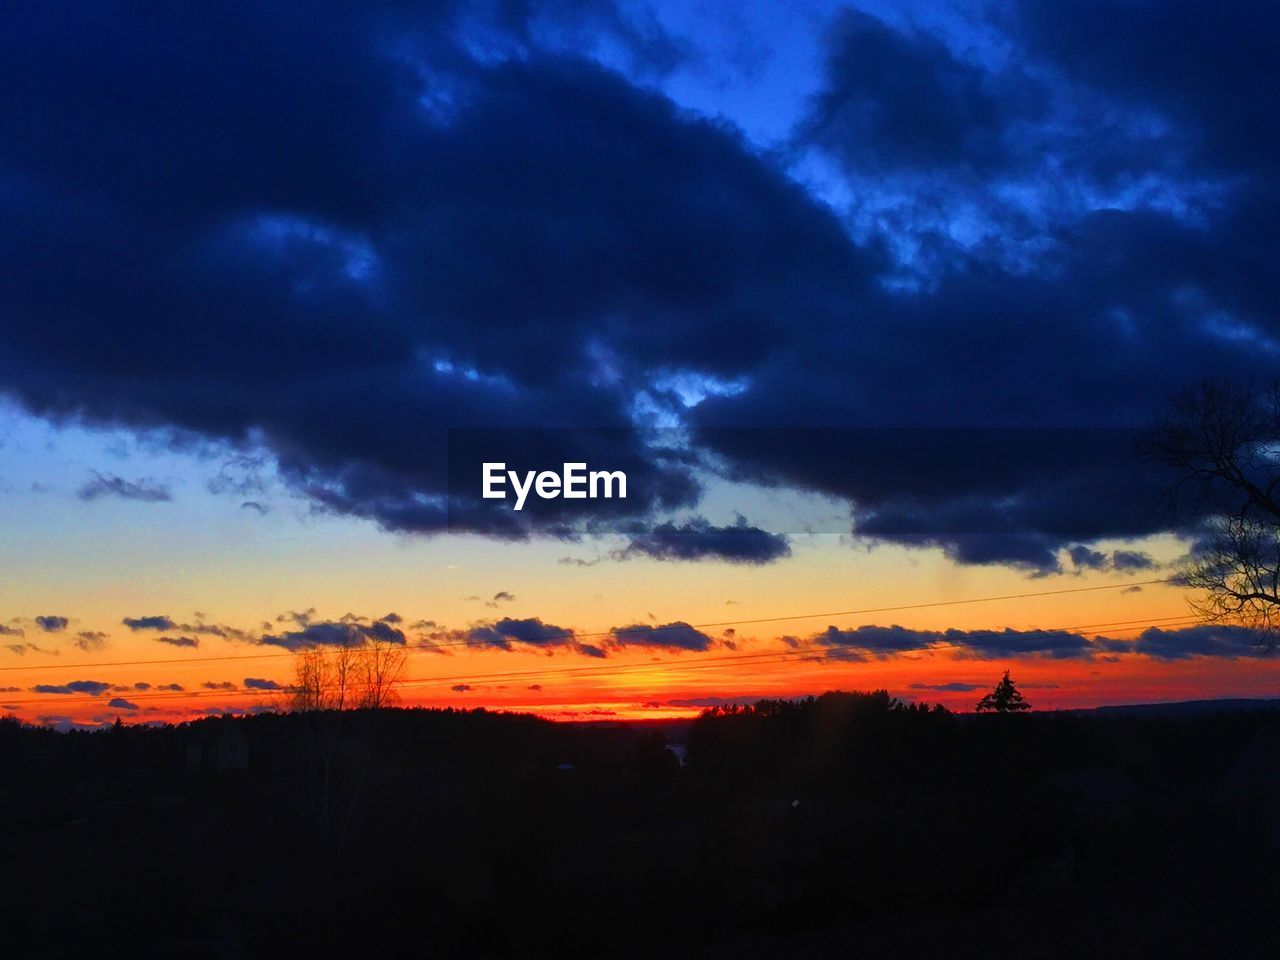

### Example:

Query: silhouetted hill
xmin=1064 ymin=697 xmax=1280 ymax=718
xmin=2 ymin=694 xmax=1279 ymax=958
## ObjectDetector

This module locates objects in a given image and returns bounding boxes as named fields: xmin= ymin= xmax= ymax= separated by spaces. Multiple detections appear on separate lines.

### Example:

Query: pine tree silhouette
xmin=975 ymin=670 xmax=1031 ymax=713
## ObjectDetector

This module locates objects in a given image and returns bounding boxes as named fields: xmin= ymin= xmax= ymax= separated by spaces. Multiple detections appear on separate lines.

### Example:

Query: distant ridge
xmin=1062 ymin=698 xmax=1280 ymax=718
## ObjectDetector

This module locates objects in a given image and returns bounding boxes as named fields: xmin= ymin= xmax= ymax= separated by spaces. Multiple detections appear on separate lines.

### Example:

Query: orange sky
xmin=0 ymin=492 xmax=1269 ymax=725
xmin=4 ymin=541 xmax=1277 ymax=726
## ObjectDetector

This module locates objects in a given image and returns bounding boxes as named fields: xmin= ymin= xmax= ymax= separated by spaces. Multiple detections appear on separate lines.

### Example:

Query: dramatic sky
xmin=3 ymin=0 xmax=1278 ymax=726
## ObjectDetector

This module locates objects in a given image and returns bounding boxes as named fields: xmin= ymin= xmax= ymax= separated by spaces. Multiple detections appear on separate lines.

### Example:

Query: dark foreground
xmin=3 ymin=693 xmax=1279 ymax=958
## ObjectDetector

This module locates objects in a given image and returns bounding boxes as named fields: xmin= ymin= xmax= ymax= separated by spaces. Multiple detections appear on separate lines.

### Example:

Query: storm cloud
xmin=1 ymin=3 xmax=1277 ymax=568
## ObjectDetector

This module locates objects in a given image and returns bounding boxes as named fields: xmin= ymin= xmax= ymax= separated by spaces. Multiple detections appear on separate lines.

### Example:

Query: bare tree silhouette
xmin=1141 ymin=379 xmax=1280 ymax=647
xmin=290 ymin=638 xmax=407 ymax=712
xmin=357 ymin=635 xmax=408 ymax=709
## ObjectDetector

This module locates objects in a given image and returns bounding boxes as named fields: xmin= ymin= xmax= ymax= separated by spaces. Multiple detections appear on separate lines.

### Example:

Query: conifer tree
xmin=975 ymin=670 xmax=1031 ymax=713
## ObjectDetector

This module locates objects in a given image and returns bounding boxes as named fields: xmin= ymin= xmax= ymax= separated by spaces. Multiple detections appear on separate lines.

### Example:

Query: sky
xmin=2 ymin=0 xmax=1278 ymax=727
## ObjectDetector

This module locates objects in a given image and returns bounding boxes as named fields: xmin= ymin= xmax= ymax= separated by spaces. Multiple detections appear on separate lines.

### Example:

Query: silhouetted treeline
xmin=3 ymin=694 xmax=1280 ymax=958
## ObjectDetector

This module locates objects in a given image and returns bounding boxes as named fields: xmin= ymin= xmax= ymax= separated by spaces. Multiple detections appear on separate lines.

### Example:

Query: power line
xmin=0 ymin=614 xmax=1201 ymax=708
xmin=0 ymin=575 xmax=1178 ymax=673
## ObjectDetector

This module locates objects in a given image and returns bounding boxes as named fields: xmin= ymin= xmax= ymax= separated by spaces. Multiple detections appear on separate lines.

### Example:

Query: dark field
xmin=4 ymin=694 xmax=1279 ymax=958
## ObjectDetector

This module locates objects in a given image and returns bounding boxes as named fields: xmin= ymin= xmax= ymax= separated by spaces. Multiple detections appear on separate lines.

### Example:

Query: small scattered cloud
xmin=155 ymin=636 xmax=199 ymax=648
xmin=617 ymin=517 xmax=791 ymax=565
xmin=464 ymin=617 xmax=575 ymax=652
xmin=75 ymin=630 xmax=108 ymax=652
xmin=107 ymin=698 xmax=140 ymax=710
xmin=123 ymin=615 xmax=177 ymax=631
xmin=122 ymin=614 xmax=246 ymax=641
xmin=32 ymin=680 xmax=111 ymax=696
xmin=78 ymin=472 xmax=172 ymax=503
xmin=1067 ymin=544 xmax=1157 ymax=574
xmin=609 ymin=621 xmax=716 ymax=652
xmin=7 ymin=642 xmax=57 ymax=656
xmin=258 ymin=618 xmax=406 ymax=651
xmin=34 ymin=615 xmax=68 ymax=633
xmin=243 ymin=677 xmax=281 ymax=690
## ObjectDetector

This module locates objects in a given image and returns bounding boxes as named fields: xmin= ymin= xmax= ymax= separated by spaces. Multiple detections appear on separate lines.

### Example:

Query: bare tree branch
xmin=1140 ymin=379 xmax=1280 ymax=650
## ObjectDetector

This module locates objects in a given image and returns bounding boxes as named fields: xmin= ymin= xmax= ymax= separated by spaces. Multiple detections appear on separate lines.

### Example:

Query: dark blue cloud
xmin=803 ymin=10 xmax=1044 ymax=175
xmin=686 ymin=5 xmax=1280 ymax=568
xmin=464 ymin=617 xmax=575 ymax=651
xmin=123 ymin=616 xmax=177 ymax=631
xmin=259 ymin=618 xmax=407 ymax=651
xmin=33 ymin=680 xmax=111 ymax=696
xmin=243 ymin=678 xmax=282 ymax=690
xmin=800 ymin=621 xmax=1274 ymax=661
xmin=34 ymin=615 xmax=67 ymax=633
xmin=155 ymin=636 xmax=199 ymax=648
xmin=0 ymin=2 xmax=867 ymax=563
xmin=811 ymin=623 xmax=1090 ymax=659
xmin=1111 ymin=550 xmax=1157 ymax=572
xmin=1111 ymin=624 xmax=1271 ymax=661
xmin=1068 ymin=545 xmax=1157 ymax=574
xmin=1017 ymin=0 xmax=1280 ymax=177
xmin=618 ymin=516 xmax=790 ymax=564
xmin=608 ymin=621 xmax=715 ymax=652
xmin=107 ymin=698 xmax=139 ymax=710
xmin=1 ymin=2 xmax=1277 ymax=570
